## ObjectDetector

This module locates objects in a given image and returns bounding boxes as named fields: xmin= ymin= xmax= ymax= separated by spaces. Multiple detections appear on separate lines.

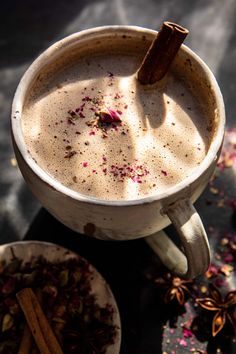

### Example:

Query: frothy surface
xmin=22 ymin=51 xmax=211 ymax=200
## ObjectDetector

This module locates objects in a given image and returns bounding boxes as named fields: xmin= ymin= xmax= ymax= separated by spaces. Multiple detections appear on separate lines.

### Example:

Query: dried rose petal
xmin=98 ymin=107 xmax=122 ymax=123
xmin=219 ymin=264 xmax=233 ymax=276
xmin=228 ymin=199 xmax=236 ymax=211
xmin=2 ymin=278 xmax=16 ymax=295
xmin=183 ymin=327 xmax=193 ymax=338
xmin=4 ymin=298 xmax=20 ymax=315
xmin=43 ymin=285 xmax=58 ymax=298
xmin=205 ymin=264 xmax=218 ymax=279
xmin=64 ymin=150 xmax=77 ymax=159
xmin=43 ymin=285 xmax=58 ymax=307
xmin=179 ymin=338 xmax=188 ymax=347
xmin=161 ymin=170 xmax=167 ymax=176
xmin=68 ymin=109 xmax=77 ymax=118
xmin=107 ymin=108 xmax=122 ymax=121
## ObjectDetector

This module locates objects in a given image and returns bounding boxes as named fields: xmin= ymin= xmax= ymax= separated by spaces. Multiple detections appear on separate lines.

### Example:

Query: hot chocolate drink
xmin=22 ymin=40 xmax=212 ymax=201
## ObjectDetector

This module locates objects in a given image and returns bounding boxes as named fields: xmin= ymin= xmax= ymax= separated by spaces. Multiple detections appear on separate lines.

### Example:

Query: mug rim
xmin=11 ymin=25 xmax=225 ymax=207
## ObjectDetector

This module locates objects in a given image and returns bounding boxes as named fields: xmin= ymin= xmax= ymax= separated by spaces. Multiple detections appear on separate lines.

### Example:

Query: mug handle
xmin=145 ymin=199 xmax=210 ymax=279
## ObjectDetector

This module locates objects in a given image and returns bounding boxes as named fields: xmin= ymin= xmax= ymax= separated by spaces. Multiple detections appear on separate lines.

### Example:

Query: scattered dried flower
xmin=97 ymin=107 xmax=122 ymax=123
xmin=219 ymin=264 xmax=233 ymax=277
xmin=0 ymin=256 xmax=117 ymax=353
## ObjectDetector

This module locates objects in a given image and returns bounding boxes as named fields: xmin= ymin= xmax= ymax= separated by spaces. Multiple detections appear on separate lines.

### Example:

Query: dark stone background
xmin=0 ymin=1 xmax=236 ymax=353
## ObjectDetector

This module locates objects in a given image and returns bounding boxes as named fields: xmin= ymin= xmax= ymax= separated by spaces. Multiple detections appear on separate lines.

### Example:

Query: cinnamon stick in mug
xmin=137 ymin=21 xmax=189 ymax=84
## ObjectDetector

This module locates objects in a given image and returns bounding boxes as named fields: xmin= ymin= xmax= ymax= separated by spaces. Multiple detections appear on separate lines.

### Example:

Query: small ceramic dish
xmin=0 ymin=240 xmax=121 ymax=354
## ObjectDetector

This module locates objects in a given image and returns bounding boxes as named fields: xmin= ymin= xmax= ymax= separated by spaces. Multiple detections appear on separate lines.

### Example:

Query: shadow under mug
xmin=11 ymin=26 xmax=225 ymax=279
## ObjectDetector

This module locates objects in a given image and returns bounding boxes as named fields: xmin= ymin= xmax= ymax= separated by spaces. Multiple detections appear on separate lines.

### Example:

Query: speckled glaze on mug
xmin=11 ymin=26 xmax=225 ymax=278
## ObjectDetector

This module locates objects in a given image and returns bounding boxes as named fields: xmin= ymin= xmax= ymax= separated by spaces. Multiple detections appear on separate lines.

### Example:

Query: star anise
xmin=155 ymin=273 xmax=193 ymax=306
xmin=196 ymin=284 xmax=236 ymax=337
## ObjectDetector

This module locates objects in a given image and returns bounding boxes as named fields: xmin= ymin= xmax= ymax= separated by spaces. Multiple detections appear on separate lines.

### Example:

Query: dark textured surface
xmin=1 ymin=1 xmax=236 ymax=353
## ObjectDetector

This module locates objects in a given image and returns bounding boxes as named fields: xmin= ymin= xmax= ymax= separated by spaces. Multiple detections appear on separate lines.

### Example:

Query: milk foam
xmin=22 ymin=52 xmax=211 ymax=200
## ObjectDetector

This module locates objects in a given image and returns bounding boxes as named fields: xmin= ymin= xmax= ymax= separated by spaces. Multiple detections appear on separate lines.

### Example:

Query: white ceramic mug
xmin=11 ymin=26 xmax=225 ymax=279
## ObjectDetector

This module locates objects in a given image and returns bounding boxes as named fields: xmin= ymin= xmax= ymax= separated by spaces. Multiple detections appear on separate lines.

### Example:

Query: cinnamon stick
xmin=16 ymin=288 xmax=63 ymax=354
xmin=137 ymin=21 xmax=189 ymax=84
xmin=18 ymin=324 xmax=33 ymax=354
xmin=18 ymin=289 xmax=42 ymax=354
